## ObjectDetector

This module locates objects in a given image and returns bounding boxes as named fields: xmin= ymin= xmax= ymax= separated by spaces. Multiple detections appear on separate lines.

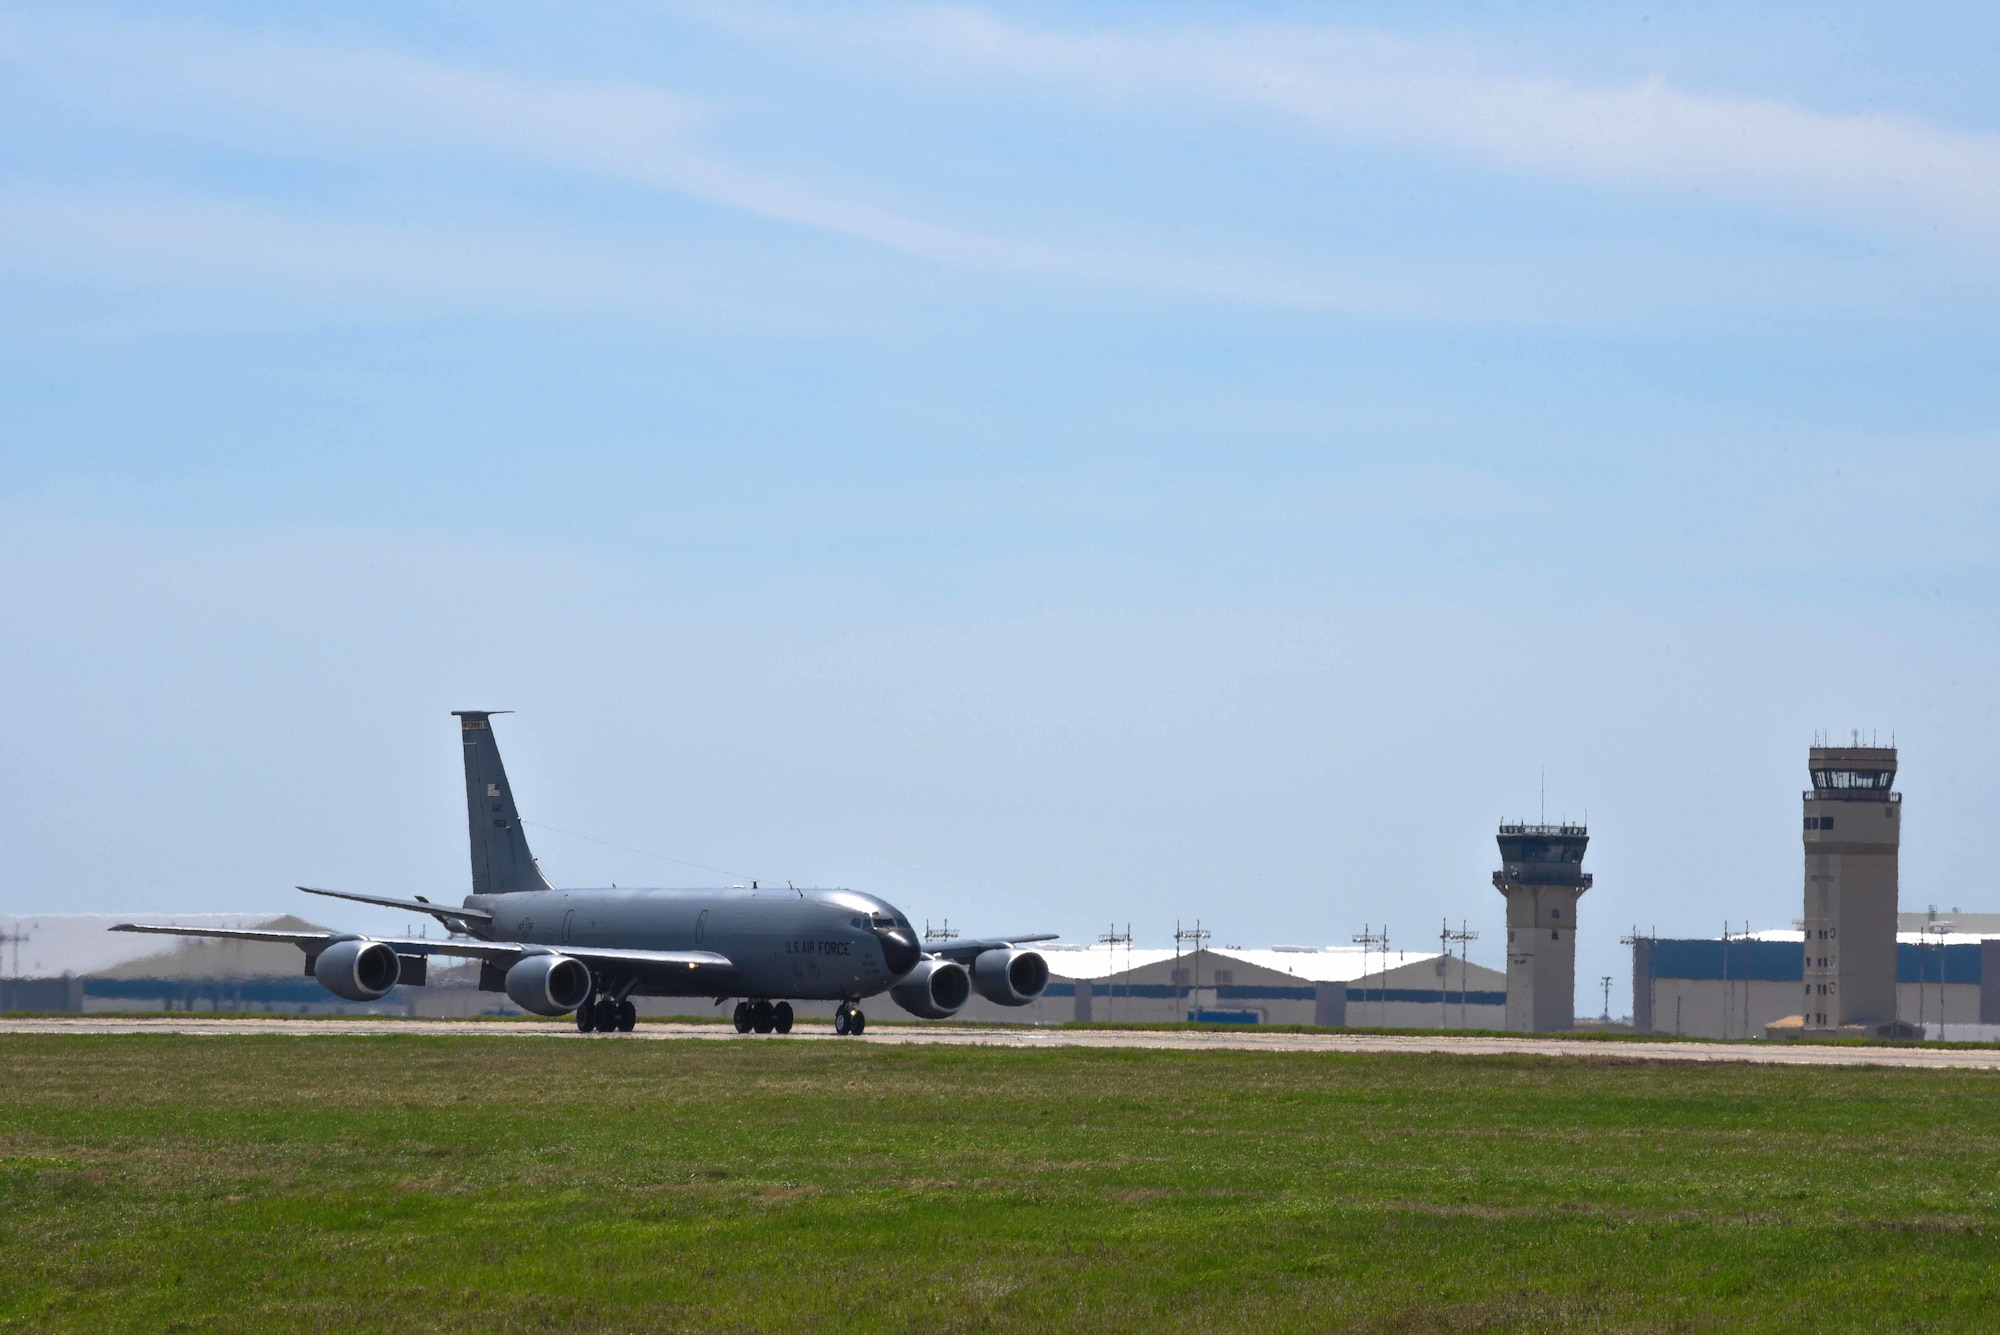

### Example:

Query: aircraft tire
xmin=752 ymin=1001 xmax=776 ymax=1034
xmin=576 ymin=1002 xmax=596 ymax=1033
xmin=833 ymin=1007 xmax=850 ymax=1036
xmin=616 ymin=1000 xmax=637 ymax=1032
xmin=594 ymin=998 xmax=620 ymax=1032
xmin=849 ymin=1009 xmax=866 ymax=1036
xmin=733 ymin=1001 xmax=752 ymax=1033
xmin=773 ymin=1001 xmax=793 ymax=1034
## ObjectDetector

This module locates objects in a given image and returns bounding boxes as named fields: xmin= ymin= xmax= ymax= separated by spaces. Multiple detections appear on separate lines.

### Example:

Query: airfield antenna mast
xmin=1600 ymin=975 xmax=1613 ymax=1023
xmin=1441 ymin=919 xmax=1478 ymax=1029
xmin=924 ymin=919 xmax=958 ymax=944
xmin=1352 ymin=924 xmax=1389 ymax=1027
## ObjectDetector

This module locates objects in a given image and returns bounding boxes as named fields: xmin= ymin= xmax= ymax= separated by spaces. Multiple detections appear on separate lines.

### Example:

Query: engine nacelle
xmin=889 ymin=957 xmax=971 ymax=1019
xmin=313 ymin=938 xmax=402 ymax=1002
xmin=970 ymin=948 xmax=1049 ymax=1006
xmin=504 ymin=953 xmax=594 ymax=1016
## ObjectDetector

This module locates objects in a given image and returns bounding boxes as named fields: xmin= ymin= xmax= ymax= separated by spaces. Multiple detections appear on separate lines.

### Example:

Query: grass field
xmin=3 ymin=1036 xmax=1998 ymax=1332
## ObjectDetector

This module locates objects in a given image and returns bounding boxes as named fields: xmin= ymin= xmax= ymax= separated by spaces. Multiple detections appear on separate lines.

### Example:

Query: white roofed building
xmin=954 ymin=942 xmax=1506 ymax=1028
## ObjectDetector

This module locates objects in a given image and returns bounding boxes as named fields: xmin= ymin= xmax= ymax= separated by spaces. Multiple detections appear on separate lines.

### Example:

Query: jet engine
xmin=313 ymin=938 xmax=402 ymax=1002
xmin=970 ymin=948 xmax=1049 ymax=1006
xmin=504 ymin=954 xmax=594 ymax=1016
xmin=889 ymin=957 xmax=971 ymax=1019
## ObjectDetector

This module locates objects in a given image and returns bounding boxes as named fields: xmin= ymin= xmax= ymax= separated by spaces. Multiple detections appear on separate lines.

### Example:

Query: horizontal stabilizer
xmin=297 ymin=886 xmax=493 ymax=923
xmin=927 ymin=933 xmax=1059 ymax=963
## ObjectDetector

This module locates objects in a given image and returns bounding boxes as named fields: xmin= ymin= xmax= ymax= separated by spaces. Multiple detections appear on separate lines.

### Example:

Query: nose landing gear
xmin=833 ymin=1003 xmax=866 ymax=1036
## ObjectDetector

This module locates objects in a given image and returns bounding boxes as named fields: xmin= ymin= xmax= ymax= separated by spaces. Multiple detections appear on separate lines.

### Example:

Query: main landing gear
xmin=575 ymin=996 xmax=636 ymax=1034
xmin=833 ymin=1002 xmax=866 ymax=1036
xmin=732 ymin=1000 xmax=794 ymax=1035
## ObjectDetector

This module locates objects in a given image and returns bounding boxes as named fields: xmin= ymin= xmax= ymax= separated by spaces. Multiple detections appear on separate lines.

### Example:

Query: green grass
xmin=2 ymin=1036 xmax=1997 ymax=1332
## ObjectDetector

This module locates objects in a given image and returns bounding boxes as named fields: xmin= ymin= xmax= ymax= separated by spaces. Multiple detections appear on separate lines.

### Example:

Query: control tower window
xmin=1810 ymin=769 xmax=1895 ymax=791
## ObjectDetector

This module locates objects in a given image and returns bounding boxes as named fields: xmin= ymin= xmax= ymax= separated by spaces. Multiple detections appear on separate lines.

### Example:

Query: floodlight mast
xmin=1098 ymin=924 xmax=1133 ymax=1023
xmin=1921 ymin=907 xmax=1954 ymax=1036
xmin=0 ymin=923 xmax=27 ymax=981
xmin=1175 ymin=920 xmax=1211 ymax=1021
xmin=1619 ymin=926 xmax=1657 ymax=1034
xmin=1353 ymin=924 xmax=1389 ymax=1027
xmin=1441 ymin=919 xmax=1478 ymax=1029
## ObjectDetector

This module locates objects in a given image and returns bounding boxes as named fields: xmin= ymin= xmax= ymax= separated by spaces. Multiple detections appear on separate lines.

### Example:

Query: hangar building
xmin=955 ymin=943 xmax=1507 ymax=1028
xmin=1630 ymin=928 xmax=2000 ymax=1039
xmin=1627 ymin=740 xmax=2000 ymax=1040
xmin=0 ymin=913 xmax=490 ymax=1016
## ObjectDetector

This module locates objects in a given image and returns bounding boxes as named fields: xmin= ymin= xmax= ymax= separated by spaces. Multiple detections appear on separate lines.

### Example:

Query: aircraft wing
xmin=534 ymin=946 xmax=738 ymax=984
xmin=109 ymin=923 xmax=737 ymax=983
xmin=340 ymin=939 xmax=738 ymax=982
xmin=927 ymin=933 xmax=1059 ymax=963
xmin=110 ymin=923 xmax=334 ymax=947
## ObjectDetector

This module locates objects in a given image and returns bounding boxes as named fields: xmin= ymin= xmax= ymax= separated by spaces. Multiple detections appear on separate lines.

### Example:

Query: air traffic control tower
xmin=1494 ymin=823 xmax=1592 ymax=1031
xmin=1801 ymin=744 xmax=1900 ymax=1034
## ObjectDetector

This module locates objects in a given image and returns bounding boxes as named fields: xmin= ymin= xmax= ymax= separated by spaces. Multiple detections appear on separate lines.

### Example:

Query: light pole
xmin=1098 ymin=923 xmax=1132 ymax=1022
xmin=1175 ymin=920 xmax=1211 ymax=1021
xmin=1353 ymin=925 xmax=1389 ymax=1027
xmin=1441 ymin=919 xmax=1478 ymax=1029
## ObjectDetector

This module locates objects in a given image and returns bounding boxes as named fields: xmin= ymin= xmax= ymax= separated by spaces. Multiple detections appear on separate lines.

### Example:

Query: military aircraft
xmin=113 ymin=710 xmax=1055 ymax=1035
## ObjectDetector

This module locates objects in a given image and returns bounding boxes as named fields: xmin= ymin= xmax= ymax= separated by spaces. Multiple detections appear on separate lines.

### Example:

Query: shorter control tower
xmin=1801 ymin=743 xmax=1900 ymax=1033
xmin=1494 ymin=822 xmax=1592 ymax=1031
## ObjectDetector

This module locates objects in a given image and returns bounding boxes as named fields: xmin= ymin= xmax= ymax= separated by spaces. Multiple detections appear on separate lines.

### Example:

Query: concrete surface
xmin=6 ymin=1016 xmax=2000 ymax=1071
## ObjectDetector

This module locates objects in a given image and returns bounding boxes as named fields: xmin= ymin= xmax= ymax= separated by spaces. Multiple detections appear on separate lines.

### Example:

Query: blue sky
xmin=4 ymin=2 xmax=1997 ymax=1010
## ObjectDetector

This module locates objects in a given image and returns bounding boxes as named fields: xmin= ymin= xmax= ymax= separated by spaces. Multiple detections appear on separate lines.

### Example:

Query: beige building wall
xmin=1503 ymin=885 xmax=1584 ymax=1032
xmin=1644 ymin=977 xmax=1983 ymax=1040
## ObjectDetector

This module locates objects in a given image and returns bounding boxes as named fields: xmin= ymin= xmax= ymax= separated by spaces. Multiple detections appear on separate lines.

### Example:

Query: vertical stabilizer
xmin=452 ymin=711 xmax=553 ymax=896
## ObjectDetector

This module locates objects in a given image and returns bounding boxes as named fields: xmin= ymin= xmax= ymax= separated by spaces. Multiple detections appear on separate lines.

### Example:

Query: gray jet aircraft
xmin=114 ymin=710 xmax=1055 ymax=1035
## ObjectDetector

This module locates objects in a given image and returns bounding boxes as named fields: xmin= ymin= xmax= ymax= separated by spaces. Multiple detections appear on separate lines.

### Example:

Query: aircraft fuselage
xmin=470 ymin=884 xmax=921 ymax=1001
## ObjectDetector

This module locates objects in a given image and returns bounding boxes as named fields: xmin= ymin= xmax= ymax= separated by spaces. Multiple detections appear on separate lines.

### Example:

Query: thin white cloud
xmin=714 ymin=4 xmax=2000 ymax=246
xmin=0 ymin=188 xmax=677 ymax=310
xmin=3 ymin=8 xmax=1986 ymax=328
xmin=0 ymin=13 xmax=1450 ymax=314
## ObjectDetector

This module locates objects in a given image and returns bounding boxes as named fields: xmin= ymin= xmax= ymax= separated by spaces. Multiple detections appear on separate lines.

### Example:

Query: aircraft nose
xmin=875 ymin=926 xmax=921 ymax=976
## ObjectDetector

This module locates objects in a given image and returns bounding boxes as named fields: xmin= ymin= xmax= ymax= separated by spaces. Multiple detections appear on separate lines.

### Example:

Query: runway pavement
xmin=5 ymin=1015 xmax=2000 ymax=1070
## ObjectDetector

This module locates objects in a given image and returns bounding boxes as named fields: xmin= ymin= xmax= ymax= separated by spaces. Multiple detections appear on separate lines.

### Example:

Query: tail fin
xmin=453 ymin=711 xmax=554 ymax=896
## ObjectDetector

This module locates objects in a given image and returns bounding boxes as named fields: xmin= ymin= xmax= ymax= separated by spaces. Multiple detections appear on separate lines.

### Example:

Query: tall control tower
xmin=1801 ymin=744 xmax=1900 ymax=1032
xmin=1494 ymin=823 xmax=1592 ymax=1031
